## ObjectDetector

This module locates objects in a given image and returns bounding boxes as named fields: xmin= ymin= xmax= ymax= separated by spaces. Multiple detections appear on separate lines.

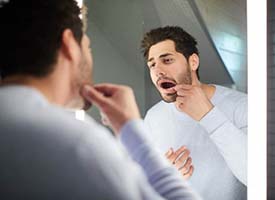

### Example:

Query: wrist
xmin=198 ymin=103 xmax=214 ymax=121
xmin=115 ymin=115 xmax=141 ymax=136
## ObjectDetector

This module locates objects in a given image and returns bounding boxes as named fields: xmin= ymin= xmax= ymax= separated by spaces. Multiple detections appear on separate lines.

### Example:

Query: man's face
xmin=147 ymin=39 xmax=192 ymax=103
xmin=79 ymin=34 xmax=93 ymax=85
xmin=70 ymin=34 xmax=93 ymax=109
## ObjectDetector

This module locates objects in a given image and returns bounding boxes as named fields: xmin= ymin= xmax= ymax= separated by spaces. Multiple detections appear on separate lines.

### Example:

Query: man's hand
xmin=165 ymin=146 xmax=194 ymax=180
xmin=81 ymin=83 xmax=141 ymax=135
xmin=175 ymin=71 xmax=213 ymax=121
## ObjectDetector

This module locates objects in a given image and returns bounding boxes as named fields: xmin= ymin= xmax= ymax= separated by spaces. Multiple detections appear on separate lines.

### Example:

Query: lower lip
xmin=160 ymin=87 xmax=175 ymax=93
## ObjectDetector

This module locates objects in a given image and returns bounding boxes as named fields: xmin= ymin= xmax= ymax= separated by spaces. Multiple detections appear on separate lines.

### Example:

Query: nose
xmin=153 ymin=63 xmax=166 ymax=77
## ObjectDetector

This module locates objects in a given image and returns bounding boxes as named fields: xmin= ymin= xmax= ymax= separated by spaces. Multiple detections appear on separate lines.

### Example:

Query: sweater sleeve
xmin=199 ymin=97 xmax=247 ymax=186
xmin=120 ymin=119 xmax=201 ymax=200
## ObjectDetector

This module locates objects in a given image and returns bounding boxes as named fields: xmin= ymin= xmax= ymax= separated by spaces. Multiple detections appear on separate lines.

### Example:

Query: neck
xmin=201 ymin=83 xmax=216 ymax=99
xmin=1 ymin=74 xmax=72 ymax=107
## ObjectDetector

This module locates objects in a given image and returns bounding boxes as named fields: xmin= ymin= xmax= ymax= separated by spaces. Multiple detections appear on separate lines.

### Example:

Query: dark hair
xmin=0 ymin=0 xmax=84 ymax=78
xmin=141 ymin=26 xmax=200 ymax=78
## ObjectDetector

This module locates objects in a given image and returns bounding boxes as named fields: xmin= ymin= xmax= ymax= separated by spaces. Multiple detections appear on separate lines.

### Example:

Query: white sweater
xmin=0 ymin=85 xmax=200 ymax=200
xmin=145 ymin=85 xmax=247 ymax=200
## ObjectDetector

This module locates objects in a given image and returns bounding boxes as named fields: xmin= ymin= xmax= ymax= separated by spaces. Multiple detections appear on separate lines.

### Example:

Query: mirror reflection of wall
xmin=85 ymin=0 xmax=246 ymax=119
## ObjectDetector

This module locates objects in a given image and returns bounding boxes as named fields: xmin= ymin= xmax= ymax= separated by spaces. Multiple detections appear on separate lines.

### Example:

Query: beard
xmin=160 ymin=92 xmax=178 ymax=103
xmin=77 ymin=56 xmax=93 ymax=110
xmin=159 ymin=67 xmax=192 ymax=103
xmin=66 ymin=52 xmax=93 ymax=110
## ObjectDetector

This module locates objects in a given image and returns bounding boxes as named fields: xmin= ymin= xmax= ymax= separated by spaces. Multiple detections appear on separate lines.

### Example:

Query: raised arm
xmin=82 ymin=83 xmax=201 ymax=200
xmin=199 ymin=97 xmax=247 ymax=185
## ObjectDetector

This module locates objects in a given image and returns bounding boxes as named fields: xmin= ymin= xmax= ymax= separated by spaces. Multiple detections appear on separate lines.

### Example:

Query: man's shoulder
xmin=0 ymin=90 xmax=131 ymax=199
xmin=215 ymin=85 xmax=247 ymax=105
xmin=0 ymin=86 xmax=104 ymax=144
xmin=0 ymin=87 xmax=119 ymax=164
xmin=214 ymin=85 xmax=247 ymax=123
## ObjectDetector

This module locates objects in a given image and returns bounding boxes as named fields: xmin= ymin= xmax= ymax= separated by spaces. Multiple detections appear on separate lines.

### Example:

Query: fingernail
xmin=83 ymin=85 xmax=91 ymax=91
xmin=165 ymin=148 xmax=173 ymax=156
xmin=82 ymin=85 xmax=91 ymax=96
xmin=168 ymin=149 xmax=172 ymax=155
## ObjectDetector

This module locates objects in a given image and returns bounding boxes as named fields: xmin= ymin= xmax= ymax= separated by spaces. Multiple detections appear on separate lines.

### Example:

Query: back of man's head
xmin=0 ymin=0 xmax=83 ymax=79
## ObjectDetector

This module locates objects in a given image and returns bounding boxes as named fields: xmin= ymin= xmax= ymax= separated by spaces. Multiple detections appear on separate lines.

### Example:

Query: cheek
xmin=177 ymin=68 xmax=191 ymax=83
xmin=174 ymin=63 xmax=189 ymax=75
xmin=88 ymin=52 xmax=93 ymax=70
xmin=150 ymin=70 xmax=157 ymax=84
xmin=84 ymin=49 xmax=93 ymax=70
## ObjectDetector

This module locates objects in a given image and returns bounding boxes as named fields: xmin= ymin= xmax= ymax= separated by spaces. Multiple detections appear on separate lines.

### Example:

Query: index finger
xmin=81 ymin=85 xmax=110 ymax=108
xmin=170 ymin=146 xmax=188 ymax=163
xmin=165 ymin=148 xmax=174 ymax=158
xmin=93 ymin=83 xmax=122 ymax=96
xmin=174 ymin=84 xmax=192 ymax=91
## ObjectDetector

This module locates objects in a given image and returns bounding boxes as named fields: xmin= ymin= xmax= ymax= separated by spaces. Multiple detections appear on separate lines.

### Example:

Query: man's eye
xmin=164 ymin=58 xmax=173 ymax=63
xmin=149 ymin=63 xmax=155 ymax=68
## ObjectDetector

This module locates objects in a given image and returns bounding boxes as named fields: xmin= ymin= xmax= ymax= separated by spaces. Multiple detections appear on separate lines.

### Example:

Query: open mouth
xmin=157 ymin=79 xmax=176 ymax=90
xmin=161 ymin=82 xmax=176 ymax=89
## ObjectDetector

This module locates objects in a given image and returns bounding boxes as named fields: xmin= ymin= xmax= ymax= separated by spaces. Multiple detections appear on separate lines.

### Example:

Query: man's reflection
xmin=141 ymin=26 xmax=247 ymax=200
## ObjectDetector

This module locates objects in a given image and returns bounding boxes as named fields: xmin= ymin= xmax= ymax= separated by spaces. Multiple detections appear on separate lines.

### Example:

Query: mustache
xmin=156 ymin=76 xmax=176 ymax=85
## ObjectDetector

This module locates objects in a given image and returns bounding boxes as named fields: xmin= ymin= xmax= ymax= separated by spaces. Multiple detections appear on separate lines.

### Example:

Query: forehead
xmin=148 ymin=40 xmax=177 ymax=60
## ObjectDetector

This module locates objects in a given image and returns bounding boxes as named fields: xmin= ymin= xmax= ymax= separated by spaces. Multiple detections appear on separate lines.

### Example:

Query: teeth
xmin=161 ymin=82 xmax=175 ymax=89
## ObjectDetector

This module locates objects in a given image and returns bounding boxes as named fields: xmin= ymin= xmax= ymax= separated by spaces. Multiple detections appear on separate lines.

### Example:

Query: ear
xmin=188 ymin=53 xmax=199 ymax=71
xmin=60 ymin=29 xmax=81 ymax=64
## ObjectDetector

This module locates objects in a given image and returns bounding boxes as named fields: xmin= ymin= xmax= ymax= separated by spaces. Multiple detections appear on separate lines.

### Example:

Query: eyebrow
xmin=147 ymin=53 xmax=174 ymax=63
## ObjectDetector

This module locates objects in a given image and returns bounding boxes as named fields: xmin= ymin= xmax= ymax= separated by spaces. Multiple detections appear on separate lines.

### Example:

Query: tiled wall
xmin=268 ymin=0 xmax=275 ymax=198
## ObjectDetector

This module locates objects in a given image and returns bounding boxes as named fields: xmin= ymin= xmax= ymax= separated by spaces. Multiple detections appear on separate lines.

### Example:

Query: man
xmin=0 ymin=1 xmax=201 ymax=199
xmin=141 ymin=26 xmax=247 ymax=200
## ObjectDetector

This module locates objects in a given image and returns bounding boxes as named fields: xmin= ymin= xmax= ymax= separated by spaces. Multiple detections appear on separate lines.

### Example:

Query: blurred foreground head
xmin=0 ymin=0 xmax=93 ymax=109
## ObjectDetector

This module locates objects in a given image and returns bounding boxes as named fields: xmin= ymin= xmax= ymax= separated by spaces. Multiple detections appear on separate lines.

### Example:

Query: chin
xmin=75 ymin=97 xmax=92 ymax=110
xmin=82 ymin=98 xmax=92 ymax=110
xmin=160 ymin=93 xmax=177 ymax=103
xmin=65 ymin=95 xmax=91 ymax=110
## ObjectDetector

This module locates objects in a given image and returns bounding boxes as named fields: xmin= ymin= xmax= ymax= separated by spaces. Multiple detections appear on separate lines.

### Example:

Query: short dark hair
xmin=141 ymin=26 xmax=200 ymax=78
xmin=0 ymin=0 xmax=84 ymax=79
